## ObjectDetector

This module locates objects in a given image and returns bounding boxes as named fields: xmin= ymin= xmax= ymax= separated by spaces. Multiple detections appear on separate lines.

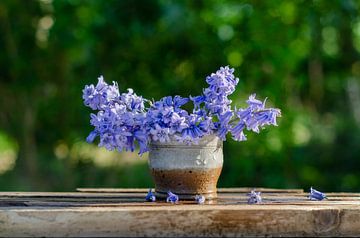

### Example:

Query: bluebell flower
xmin=206 ymin=66 xmax=238 ymax=92
xmin=166 ymin=191 xmax=179 ymax=203
xmin=170 ymin=113 xmax=188 ymax=133
xmin=82 ymin=85 xmax=97 ymax=109
xmin=150 ymin=124 xmax=170 ymax=143
xmin=198 ymin=117 xmax=214 ymax=135
xmin=82 ymin=76 xmax=121 ymax=111
xmin=95 ymin=75 xmax=107 ymax=92
xmin=245 ymin=117 xmax=261 ymax=133
xmin=205 ymin=66 xmax=239 ymax=96
xmin=111 ymin=103 xmax=127 ymax=115
xmin=219 ymin=111 xmax=233 ymax=126
xmin=203 ymin=88 xmax=218 ymax=101
xmin=247 ymin=190 xmax=262 ymax=204
xmin=173 ymin=96 xmax=189 ymax=108
xmin=254 ymin=112 xmax=271 ymax=127
xmin=163 ymin=96 xmax=173 ymax=107
xmin=121 ymin=89 xmax=145 ymax=111
xmin=114 ymin=134 xmax=129 ymax=151
xmin=123 ymin=135 xmax=136 ymax=152
xmin=174 ymin=134 xmax=199 ymax=145
xmin=230 ymin=122 xmax=247 ymax=141
xmin=267 ymin=108 xmax=281 ymax=126
xmin=246 ymin=94 xmax=265 ymax=110
xmin=82 ymin=86 xmax=104 ymax=110
xmin=190 ymin=95 xmax=206 ymax=110
xmin=99 ymin=133 xmax=115 ymax=151
xmin=237 ymin=108 xmax=252 ymax=122
xmin=160 ymin=107 xmax=174 ymax=124
xmin=217 ymin=126 xmax=228 ymax=140
xmin=145 ymin=189 xmax=156 ymax=202
xmin=106 ymin=82 xmax=120 ymax=101
xmin=181 ymin=115 xmax=204 ymax=139
xmin=133 ymin=130 xmax=149 ymax=154
xmin=195 ymin=195 xmax=205 ymax=204
xmin=86 ymin=131 xmax=98 ymax=143
xmin=309 ymin=187 xmax=327 ymax=201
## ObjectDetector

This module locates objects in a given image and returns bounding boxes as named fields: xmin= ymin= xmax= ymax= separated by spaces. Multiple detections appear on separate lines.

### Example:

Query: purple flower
xmin=121 ymin=88 xmax=145 ymax=111
xmin=95 ymin=75 xmax=107 ymax=92
xmin=82 ymin=85 xmax=96 ymax=109
xmin=247 ymin=190 xmax=262 ymax=204
xmin=230 ymin=122 xmax=246 ymax=141
xmin=114 ymin=134 xmax=129 ymax=150
xmin=86 ymin=131 xmax=98 ymax=143
xmin=217 ymin=126 xmax=228 ymax=140
xmin=237 ymin=108 xmax=252 ymax=122
xmin=170 ymin=113 xmax=188 ymax=132
xmin=190 ymin=95 xmax=206 ymax=110
xmin=83 ymin=67 xmax=281 ymax=156
xmin=254 ymin=109 xmax=280 ymax=126
xmin=181 ymin=119 xmax=204 ymax=139
xmin=205 ymin=66 xmax=239 ymax=95
xmin=219 ymin=111 xmax=233 ymax=126
xmin=83 ymin=76 xmax=121 ymax=111
xmin=145 ymin=188 xmax=156 ymax=202
xmin=309 ymin=187 xmax=327 ymax=201
xmin=246 ymin=94 xmax=265 ymax=110
xmin=150 ymin=124 xmax=170 ymax=143
xmin=163 ymin=96 xmax=173 ymax=107
xmin=195 ymin=195 xmax=205 ymax=204
xmin=198 ymin=116 xmax=214 ymax=135
xmin=134 ymin=130 xmax=149 ymax=154
xmin=174 ymin=134 xmax=199 ymax=145
xmin=99 ymin=133 xmax=115 ymax=151
xmin=173 ymin=96 xmax=189 ymax=108
xmin=166 ymin=191 xmax=179 ymax=203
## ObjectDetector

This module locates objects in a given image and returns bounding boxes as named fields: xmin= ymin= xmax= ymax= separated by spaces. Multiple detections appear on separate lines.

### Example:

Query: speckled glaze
xmin=148 ymin=135 xmax=223 ymax=200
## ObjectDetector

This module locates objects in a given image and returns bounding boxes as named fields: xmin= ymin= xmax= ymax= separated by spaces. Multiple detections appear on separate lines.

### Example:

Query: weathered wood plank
xmin=0 ymin=188 xmax=359 ymax=237
xmin=0 ymin=205 xmax=359 ymax=237
xmin=76 ymin=187 xmax=305 ymax=193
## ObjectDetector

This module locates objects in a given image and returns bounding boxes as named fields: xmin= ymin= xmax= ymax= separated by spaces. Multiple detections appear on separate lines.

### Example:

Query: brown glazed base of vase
xmin=151 ymin=167 xmax=222 ymax=200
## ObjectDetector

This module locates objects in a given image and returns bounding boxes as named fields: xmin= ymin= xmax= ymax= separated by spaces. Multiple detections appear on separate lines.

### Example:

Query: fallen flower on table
xmin=166 ymin=191 xmax=179 ymax=204
xmin=145 ymin=188 xmax=156 ymax=202
xmin=195 ymin=195 xmax=205 ymax=204
xmin=309 ymin=187 xmax=327 ymax=201
xmin=247 ymin=190 xmax=262 ymax=204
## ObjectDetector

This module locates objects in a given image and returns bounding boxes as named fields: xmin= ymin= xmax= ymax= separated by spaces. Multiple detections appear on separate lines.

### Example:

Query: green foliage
xmin=0 ymin=0 xmax=359 ymax=192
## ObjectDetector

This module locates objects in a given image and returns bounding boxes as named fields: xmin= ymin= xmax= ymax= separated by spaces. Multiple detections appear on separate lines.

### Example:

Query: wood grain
xmin=0 ymin=188 xmax=359 ymax=237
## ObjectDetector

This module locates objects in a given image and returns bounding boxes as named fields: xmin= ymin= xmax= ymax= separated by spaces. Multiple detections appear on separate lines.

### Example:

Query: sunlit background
xmin=0 ymin=0 xmax=360 ymax=192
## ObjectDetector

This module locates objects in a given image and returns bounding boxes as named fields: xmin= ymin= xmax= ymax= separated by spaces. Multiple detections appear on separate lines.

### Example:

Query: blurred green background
xmin=0 ymin=0 xmax=359 ymax=192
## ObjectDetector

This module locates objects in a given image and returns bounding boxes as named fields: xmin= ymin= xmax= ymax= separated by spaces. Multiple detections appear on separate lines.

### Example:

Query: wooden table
xmin=0 ymin=188 xmax=359 ymax=237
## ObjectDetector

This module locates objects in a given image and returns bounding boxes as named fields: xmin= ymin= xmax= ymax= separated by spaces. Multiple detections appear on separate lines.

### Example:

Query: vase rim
xmin=150 ymin=134 xmax=221 ymax=147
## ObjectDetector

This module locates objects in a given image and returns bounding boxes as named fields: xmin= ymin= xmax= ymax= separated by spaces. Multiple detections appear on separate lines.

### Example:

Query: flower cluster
xmin=83 ymin=76 xmax=149 ymax=154
xmin=83 ymin=66 xmax=281 ymax=155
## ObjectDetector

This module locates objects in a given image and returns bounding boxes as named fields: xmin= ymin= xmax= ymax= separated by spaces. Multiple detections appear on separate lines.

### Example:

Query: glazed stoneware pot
xmin=148 ymin=135 xmax=223 ymax=200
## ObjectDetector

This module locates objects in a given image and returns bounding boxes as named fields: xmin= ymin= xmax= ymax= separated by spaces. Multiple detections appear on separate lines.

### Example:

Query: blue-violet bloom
xmin=247 ymin=190 xmax=262 ymax=204
xmin=195 ymin=195 xmax=205 ymax=204
xmin=309 ymin=187 xmax=327 ymax=201
xmin=166 ymin=191 xmax=179 ymax=203
xmin=145 ymin=188 xmax=156 ymax=202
